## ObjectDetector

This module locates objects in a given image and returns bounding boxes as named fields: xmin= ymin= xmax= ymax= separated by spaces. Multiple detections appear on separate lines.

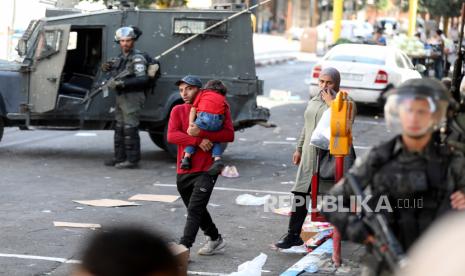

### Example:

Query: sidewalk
xmin=253 ymin=34 xmax=318 ymax=67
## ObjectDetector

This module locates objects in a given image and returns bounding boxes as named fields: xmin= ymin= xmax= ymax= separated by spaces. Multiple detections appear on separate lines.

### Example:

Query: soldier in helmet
xmin=322 ymin=78 xmax=465 ymax=275
xmin=102 ymin=26 xmax=151 ymax=169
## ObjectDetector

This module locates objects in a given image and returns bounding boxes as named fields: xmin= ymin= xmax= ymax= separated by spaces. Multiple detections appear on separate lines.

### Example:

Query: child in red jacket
xmin=181 ymin=80 xmax=227 ymax=175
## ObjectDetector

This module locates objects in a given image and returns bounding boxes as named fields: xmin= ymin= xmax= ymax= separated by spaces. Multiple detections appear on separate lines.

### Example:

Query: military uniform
xmin=106 ymin=48 xmax=150 ymax=167
xmin=322 ymin=78 xmax=465 ymax=275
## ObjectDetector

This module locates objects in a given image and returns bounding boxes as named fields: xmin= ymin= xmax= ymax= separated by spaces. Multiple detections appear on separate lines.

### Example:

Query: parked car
xmin=309 ymin=44 xmax=424 ymax=105
xmin=316 ymin=20 xmax=374 ymax=55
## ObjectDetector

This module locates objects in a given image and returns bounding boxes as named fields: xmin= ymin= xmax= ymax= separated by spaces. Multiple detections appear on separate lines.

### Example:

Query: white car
xmin=310 ymin=44 xmax=423 ymax=104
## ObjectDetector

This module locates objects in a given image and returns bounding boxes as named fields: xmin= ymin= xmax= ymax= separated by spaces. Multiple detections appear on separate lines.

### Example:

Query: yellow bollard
xmin=332 ymin=0 xmax=343 ymax=44
xmin=330 ymin=91 xmax=354 ymax=156
xmin=408 ymin=0 xmax=418 ymax=37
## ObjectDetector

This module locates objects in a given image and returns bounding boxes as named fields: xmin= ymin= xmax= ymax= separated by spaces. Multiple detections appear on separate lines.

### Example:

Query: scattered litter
xmin=306 ymin=229 xmax=333 ymax=249
xmin=235 ymin=194 xmax=271 ymax=206
xmin=208 ymin=203 xmax=221 ymax=207
xmin=279 ymin=245 xmax=308 ymax=254
xmin=302 ymin=221 xmax=333 ymax=233
xmin=280 ymin=239 xmax=333 ymax=275
xmin=238 ymin=226 xmax=246 ymax=229
xmin=374 ymin=115 xmax=379 ymax=120
xmin=73 ymin=199 xmax=140 ymax=207
xmin=273 ymin=127 xmax=281 ymax=134
xmin=280 ymin=181 xmax=295 ymax=185
xmin=272 ymin=207 xmax=292 ymax=216
xmin=104 ymin=177 xmax=111 ymax=179
xmin=282 ymin=164 xmax=287 ymax=168
xmin=228 ymin=253 xmax=267 ymax=276
xmin=75 ymin=132 xmax=97 ymax=137
xmin=170 ymin=208 xmax=176 ymax=212
xmin=286 ymin=137 xmax=296 ymax=141
xmin=239 ymin=138 xmax=248 ymax=141
xmin=41 ymin=210 xmax=52 ymax=213
xmin=129 ymin=194 xmax=179 ymax=203
xmin=222 ymin=166 xmax=240 ymax=178
xmin=75 ymin=207 xmax=84 ymax=210
xmin=53 ymin=221 xmax=101 ymax=229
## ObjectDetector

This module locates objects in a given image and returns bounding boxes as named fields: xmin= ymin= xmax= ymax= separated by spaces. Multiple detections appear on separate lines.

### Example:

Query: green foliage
xmin=419 ymin=0 xmax=465 ymax=17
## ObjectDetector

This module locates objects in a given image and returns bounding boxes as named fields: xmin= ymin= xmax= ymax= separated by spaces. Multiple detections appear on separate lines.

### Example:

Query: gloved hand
xmin=101 ymin=61 xmax=113 ymax=72
xmin=107 ymin=79 xmax=124 ymax=90
xmin=346 ymin=216 xmax=370 ymax=243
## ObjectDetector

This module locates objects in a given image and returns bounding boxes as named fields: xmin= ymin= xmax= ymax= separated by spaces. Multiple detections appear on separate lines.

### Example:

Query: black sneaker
xmin=114 ymin=161 xmax=139 ymax=169
xmin=180 ymin=157 xmax=191 ymax=170
xmin=207 ymin=159 xmax=225 ymax=175
xmin=104 ymin=159 xmax=123 ymax=167
xmin=274 ymin=233 xmax=304 ymax=249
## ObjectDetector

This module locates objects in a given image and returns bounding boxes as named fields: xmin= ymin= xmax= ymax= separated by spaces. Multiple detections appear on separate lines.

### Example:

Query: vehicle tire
xmin=149 ymin=124 xmax=177 ymax=159
xmin=148 ymin=132 xmax=166 ymax=150
xmin=0 ymin=117 xmax=4 ymax=143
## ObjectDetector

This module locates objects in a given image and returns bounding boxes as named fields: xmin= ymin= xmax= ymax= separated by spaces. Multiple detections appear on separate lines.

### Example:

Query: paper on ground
xmin=73 ymin=199 xmax=139 ymax=207
xmin=129 ymin=194 xmax=179 ymax=203
xmin=54 ymin=221 xmax=101 ymax=228
xmin=273 ymin=207 xmax=292 ymax=216
xmin=228 ymin=253 xmax=267 ymax=276
xmin=280 ymin=239 xmax=333 ymax=276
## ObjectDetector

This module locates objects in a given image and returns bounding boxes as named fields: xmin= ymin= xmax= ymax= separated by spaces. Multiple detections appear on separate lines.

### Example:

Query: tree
xmin=419 ymin=0 xmax=465 ymax=17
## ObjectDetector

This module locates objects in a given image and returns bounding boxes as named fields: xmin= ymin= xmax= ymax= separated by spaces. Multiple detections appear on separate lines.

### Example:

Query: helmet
xmin=114 ymin=26 xmax=142 ymax=42
xmin=384 ymin=78 xmax=450 ymax=137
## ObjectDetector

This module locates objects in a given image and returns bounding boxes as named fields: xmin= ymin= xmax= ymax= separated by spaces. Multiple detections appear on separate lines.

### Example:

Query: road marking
xmin=154 ymin=184 xmax=290 ymax=195
xmin=355 ymin=119 xmax=385 ymax=126
xmin=0 ymin=253 xmax=80 ymax=264
xmin=262 ymin=141 xmax=371 ymax=150
xmin=0 ymin=253 xmax=270 ymax=275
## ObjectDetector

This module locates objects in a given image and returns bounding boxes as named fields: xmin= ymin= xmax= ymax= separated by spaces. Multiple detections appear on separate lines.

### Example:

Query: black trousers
xmin=177 ymin=172 xmax=220 ymax=248
xmin=288 ymin=192 xmax=311 ymax=235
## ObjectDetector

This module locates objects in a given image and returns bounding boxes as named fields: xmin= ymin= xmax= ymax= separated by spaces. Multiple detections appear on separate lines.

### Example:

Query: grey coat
xmin=292 ymin=96 xmax=330 ymax=194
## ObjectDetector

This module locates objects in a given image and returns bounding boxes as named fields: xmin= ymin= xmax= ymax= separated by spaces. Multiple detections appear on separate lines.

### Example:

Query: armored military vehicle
xmin=0 ymin=6 xmax=269 ymax=157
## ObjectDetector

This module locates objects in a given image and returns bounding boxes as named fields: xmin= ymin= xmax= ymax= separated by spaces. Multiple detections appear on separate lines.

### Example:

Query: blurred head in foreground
xmin=73 ymin=227 xmax=180 ymax=276
xmin=397 ymin=212 xmax=465 ymax=276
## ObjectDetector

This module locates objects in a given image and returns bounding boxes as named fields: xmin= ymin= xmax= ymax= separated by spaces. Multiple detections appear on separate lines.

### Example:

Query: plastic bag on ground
xmin=228 ymin=253 xmax=268 ymax=276
xmin=235 ymin=194 xmax=271 ymax=206
xmin=310 ymin=108 xmax=331 ymax=150
xmin=222 ymin=165 xmax=240 ymax=178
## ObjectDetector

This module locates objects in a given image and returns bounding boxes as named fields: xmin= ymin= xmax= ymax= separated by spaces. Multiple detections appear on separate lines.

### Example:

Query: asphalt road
xmin=0 ymin=60 xmax=391 ymax=276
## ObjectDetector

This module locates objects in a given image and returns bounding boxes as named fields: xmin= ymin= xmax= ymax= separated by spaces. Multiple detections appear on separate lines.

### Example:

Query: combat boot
xmin=104 ymin=124 xmax=126 ymax=166
xmin=274 ymin=232 xmax=304 ymax=249
xmin=116 ymin=126 xmax=140 ymax=169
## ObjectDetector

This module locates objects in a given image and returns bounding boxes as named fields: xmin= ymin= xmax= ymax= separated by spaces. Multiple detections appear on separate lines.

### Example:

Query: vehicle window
xmin=67 ymin=31 xmax=77 ymax=50
xmin=401 ymin=52 xmax=414 ymax=69
xmin=35 ymin=30 xmax=62 ymax=60
xmin=173 ymin=18 xmax=227 ymax=37
xmin=395 ymin=52 xmax=406 ymax=68
xmin=326 ymin=54 xmax=385 ymax=65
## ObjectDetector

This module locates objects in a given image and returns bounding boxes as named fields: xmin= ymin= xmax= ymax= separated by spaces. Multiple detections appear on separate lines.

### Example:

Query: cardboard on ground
xmin=129 ymin=194 xmax=179 ymax=203
xmin=73 ymin=199 xmax=140 ymax=207
xmin=54 ymin=221 xmax=101 ymax=228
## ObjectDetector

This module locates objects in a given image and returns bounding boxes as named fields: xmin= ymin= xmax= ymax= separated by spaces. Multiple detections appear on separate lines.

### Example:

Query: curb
xmin=255 ymin=56 xmax=297 ymax=67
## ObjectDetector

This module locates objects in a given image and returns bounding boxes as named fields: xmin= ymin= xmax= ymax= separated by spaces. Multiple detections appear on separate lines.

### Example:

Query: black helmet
xmin=393 ymin=78 xmax=450 ymax=102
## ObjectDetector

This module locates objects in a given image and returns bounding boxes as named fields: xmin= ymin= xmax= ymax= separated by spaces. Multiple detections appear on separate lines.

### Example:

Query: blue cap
xmin=175 ymin=75 xmax=202 ymax=88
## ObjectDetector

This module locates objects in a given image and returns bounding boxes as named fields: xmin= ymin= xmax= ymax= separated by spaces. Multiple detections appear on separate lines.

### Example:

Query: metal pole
xmin=408 ymin=0 xmax=418 ymax=37
xmin=332 ymin=156 xmax=344 ymax=267
xmin=155 ymin=0 xmax=273 ymax=60
xmin=332 ymin=0 xmax=343 ymax=43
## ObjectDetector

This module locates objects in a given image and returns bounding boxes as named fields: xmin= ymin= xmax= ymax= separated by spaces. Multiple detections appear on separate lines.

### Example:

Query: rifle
xmin=345 ymin=173 xmax=407 ymax=272
xmin=451 ymin=3 xmax=465 ymax=104
xmin=81 ymin=68 xmax=132 ymax=110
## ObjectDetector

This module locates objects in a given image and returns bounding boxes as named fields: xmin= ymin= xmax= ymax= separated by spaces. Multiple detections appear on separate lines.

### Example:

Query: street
xmin=0 ymin=59 xmax=391 ymax=275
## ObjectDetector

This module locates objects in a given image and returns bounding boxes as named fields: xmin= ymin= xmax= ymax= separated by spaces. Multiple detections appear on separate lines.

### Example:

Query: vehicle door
xmin=29 ymin=24 xmax=71 ymax=113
